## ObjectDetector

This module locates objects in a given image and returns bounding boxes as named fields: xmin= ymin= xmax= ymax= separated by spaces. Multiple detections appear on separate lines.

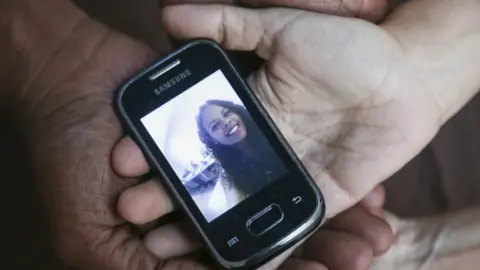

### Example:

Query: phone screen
xmin=141 ymin=69 xmax=289 ymax=222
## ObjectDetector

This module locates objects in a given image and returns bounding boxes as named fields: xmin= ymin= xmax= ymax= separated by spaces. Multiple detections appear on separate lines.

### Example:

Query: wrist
xmin=0 ymin=0 xmax=87 ymax=110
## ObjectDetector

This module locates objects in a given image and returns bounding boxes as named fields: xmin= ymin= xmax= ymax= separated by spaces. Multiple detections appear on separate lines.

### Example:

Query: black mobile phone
xmin=115 ymin=39 xmax=326 ymax=269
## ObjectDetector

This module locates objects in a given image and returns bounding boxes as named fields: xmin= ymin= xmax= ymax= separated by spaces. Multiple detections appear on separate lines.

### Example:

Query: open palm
xmin=159 ymin=5 xmax=442 ymax=217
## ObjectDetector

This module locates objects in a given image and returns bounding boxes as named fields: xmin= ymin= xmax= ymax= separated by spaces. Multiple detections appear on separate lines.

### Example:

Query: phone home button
xmin=246 ymin=204 xmax=284 ymax=236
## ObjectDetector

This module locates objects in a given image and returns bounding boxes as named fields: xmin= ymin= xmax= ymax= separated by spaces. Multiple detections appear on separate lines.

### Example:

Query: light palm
xmin=162 ymin=6 xmax=442 ymax=216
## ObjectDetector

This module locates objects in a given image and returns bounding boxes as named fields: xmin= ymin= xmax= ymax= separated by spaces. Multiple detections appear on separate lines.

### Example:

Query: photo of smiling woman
xmin=141 ymin=71 xmax=290 ymax=221
xmin=197 ymin=99 xmax=288 ymax=209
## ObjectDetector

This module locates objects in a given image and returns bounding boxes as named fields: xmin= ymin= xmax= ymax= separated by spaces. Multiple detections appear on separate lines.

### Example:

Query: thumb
xmin=161 ymin=4 xmax=302 ymax=59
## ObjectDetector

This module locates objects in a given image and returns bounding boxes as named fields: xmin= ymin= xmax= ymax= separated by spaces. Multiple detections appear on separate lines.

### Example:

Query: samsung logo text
xmin=154 ymin=69 xmax=192 ymax=95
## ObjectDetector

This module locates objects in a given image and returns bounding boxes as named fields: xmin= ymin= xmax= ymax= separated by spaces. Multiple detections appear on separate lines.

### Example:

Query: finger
xmin=239 ymin=0 xmax=388 ymax=22
xmin=112 ymin=136 xmax=150 ymax=177
xmin=302 ymin=230 xmax=374 ymax=270
xmin=360 ymin=184 xmax=386 ymax=216
xmin=161 ymin=5 xmax=302 ymax=59
xmin=327 ymin=204 xmax=394 ymax=255
xmin=117 ymin=180 xmax=175 ymax=225
xmin=98 ymin=229 xmax=207 ymax=270
xmin=256 ymin=241 xmax=305 ymax=270
xmin=278 ymin=258 xmax=327 ymax=270
xmin=145 ymin=224 xmax=305 ymax=268
xmin=144 ymin=223 xmax=202 ymax=259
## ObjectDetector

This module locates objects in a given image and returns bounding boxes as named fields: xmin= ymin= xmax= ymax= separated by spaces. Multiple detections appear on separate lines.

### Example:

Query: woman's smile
xmin=202 ymin=104 xmax=247 ymax=145
xmin=226 ymin=123 xmax=239 ymax=137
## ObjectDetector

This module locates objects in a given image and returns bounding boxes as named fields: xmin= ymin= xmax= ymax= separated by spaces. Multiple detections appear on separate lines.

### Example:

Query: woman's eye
xmin=212 ymin=123 xmax=219 ymax=131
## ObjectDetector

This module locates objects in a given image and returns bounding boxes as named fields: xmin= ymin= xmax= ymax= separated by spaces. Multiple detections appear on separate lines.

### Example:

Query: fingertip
xmin=359 ymin=210 xmax=395 ymax=255
xmin=161 ymin=5 xmax=207 ymax=39
xmin=256 ymin=242 xmax=302 ymax=270
xmin=371 ymin=219 xmax=395 ymax=255
xmin=161 ymin=4 xmax=229 ymax=41
xmin=358 ymin=0 xmax=389 ymax=22
xmin=117 ymin=180 xmax=174 ymax=225
xmin=327 ymin=205 xmax=394 ymax=256
xmin=343 ymin=237 xmax=374 ymax=270
xmin=144 ymin=223 xmax=201 ymax=259
xmin=161 ymin=4 xmax=275 ymax=54
xmin=117 ymin=186 xmax=146 ymax=225
xmin=304 ymin=231 xmax=374 ymax=270
xmin=112 ymin=137 xmax=150 ymax=177
xmin=351 ymin=239 xmax=375 ymax=270
xmin=361 ymin=184 xmax=386 ymax=212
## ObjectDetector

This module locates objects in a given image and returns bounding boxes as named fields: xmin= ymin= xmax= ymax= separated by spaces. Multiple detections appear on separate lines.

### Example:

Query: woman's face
xmin=201 ymin=104 xmax=247 ymax=145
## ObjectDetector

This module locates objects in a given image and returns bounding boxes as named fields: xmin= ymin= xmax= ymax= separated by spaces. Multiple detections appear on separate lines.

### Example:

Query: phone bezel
xmin=115 ymin=39 xmax=326 ymax=269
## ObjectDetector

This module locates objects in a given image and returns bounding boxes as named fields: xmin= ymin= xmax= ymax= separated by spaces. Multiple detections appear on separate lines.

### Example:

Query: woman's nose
xmin=223 ymin=119 xmax=232 ymax=127
xmin=222 ymin=121 xmax=229 ymax=130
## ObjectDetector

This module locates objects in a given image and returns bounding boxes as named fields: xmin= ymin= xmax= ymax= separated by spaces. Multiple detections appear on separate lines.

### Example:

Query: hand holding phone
xmin=116 ymin=39 xmax=326 ymax=269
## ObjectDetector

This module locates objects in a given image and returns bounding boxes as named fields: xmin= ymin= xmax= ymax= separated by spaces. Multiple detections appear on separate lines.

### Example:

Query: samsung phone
xmin=115 ymin=39 xmax=326 ymax=269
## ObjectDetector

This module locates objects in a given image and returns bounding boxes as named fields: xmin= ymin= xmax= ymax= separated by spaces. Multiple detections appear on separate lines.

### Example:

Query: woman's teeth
xmin=228 ymin=125 xmax=239 ymax=136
